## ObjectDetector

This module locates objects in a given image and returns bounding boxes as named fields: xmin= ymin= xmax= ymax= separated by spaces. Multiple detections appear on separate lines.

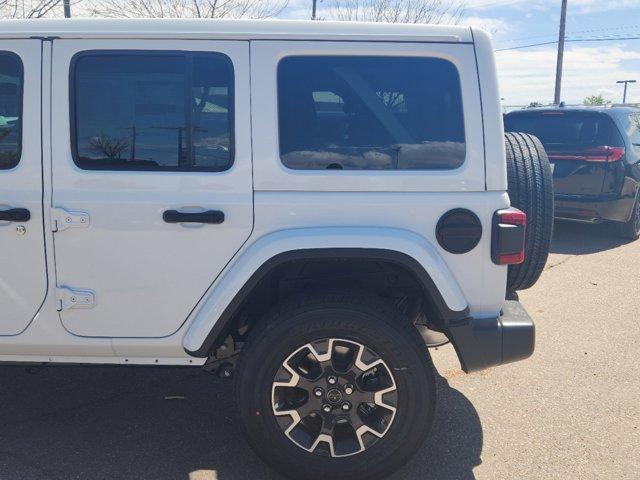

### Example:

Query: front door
xmin=0 ymin=40 xmax=47 ymax=336
xmin=50 ymin=39 xmax=253 ymax=338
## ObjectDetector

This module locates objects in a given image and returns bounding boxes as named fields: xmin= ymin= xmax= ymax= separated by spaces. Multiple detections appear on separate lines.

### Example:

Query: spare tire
xmin=504 ymin=132 xmax=554 ymax=292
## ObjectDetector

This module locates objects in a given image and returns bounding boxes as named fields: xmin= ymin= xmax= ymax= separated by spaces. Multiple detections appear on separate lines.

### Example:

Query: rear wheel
xmin=505 ymin=132 xmax=554 ymax=292
xmin=235 ymin=292 xmax=436 ymax=480
xmin=616 ymin=196 xmax=640 ymax=240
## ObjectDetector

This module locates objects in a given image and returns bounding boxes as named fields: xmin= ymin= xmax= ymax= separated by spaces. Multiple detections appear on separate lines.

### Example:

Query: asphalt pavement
xmin=0 ymin=221 xmax=638 ymax=480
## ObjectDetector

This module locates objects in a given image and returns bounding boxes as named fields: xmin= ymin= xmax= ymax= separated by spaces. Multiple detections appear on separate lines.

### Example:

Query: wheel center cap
xmin=326 ymin=388 xmax=343 ymax=404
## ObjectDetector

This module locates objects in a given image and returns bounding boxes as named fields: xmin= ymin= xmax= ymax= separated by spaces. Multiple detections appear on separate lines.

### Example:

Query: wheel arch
xmin=182 ymin=227 xmax=469 ymax=357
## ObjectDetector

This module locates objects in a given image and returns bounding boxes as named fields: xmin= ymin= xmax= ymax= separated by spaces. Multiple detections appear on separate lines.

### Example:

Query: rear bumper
xmin=555 ymin=193 xmax=636 ymax=224
xmin=446 ymin=301 xmax=535 ymax=373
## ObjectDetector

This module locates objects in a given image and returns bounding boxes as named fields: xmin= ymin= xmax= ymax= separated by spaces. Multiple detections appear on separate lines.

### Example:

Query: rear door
xmin=50 ymin=40 xmax=253 ymax=338
xmin=0 ymin=41 xmax=47 ymax=336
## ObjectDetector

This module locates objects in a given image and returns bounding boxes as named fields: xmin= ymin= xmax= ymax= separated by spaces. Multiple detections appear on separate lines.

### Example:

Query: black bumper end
xmin=446 ymin=301 xmax=535 ymax=373
xmin=555 ymin=194 xmax=636 ymax=224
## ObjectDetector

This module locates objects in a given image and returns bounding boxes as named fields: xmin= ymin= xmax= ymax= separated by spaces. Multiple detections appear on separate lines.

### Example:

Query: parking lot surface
xmin=0 ymin=221 xmax=638 ymax=480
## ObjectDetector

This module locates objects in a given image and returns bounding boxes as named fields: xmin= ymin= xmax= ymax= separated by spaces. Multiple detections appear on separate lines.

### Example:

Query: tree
xmin=0 ymin=0 xmax=69 ymax=18
xmin=583 ymin=94 xmax=609 ymax=106
xmin=88 ymin=0 xmax=289 ymax=19
xmin=327 ymin=0 xmax=465 ymax=24
xmin=528 ymin=101 xmax=543 ymax=108
xmin=89 ymin=134 xmax=130 ymax=160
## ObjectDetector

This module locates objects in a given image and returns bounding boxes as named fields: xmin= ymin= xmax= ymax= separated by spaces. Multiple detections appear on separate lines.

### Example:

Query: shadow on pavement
xmin=391 ymin=373 xmax=482 ymax=480
xmin=0 ymin=366 xmax=482 ymax=480
xmin=550 ymin=220 xmax=634 ymax=255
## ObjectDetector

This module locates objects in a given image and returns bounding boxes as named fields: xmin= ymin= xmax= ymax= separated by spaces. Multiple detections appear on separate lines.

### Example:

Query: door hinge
xmin=56 ymin=287 xmax=96 ymax=312
xmin=52 ymin=208 xmax=90 ymax=232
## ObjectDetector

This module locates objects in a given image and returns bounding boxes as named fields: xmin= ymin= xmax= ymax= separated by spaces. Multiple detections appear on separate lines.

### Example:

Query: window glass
xmin=629 ymin=113 xmax=640 ymax=154
xmin=73 ymin=52 xmax=233 ymax=171
xmin=0 ymin=53 xmax=22 ymax=170
xmin=278 ymin=56 xmax=465 ymax=171
xmin=504 ymin=112 xmax=623 ymax=152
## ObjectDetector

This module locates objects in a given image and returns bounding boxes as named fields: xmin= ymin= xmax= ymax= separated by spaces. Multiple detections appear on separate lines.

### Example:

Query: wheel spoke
xmin=330 ymin=340 xmax=359 ymax=373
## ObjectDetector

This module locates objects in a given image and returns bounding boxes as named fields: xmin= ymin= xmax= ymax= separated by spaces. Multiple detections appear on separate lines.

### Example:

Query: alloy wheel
xmin=271 ymin=338 xmax=397 ymax=457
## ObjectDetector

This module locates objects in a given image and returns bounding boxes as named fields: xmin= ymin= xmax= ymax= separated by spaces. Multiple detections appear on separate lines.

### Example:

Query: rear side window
xmin=504 ymin=112 xmax=623 ymax=151
xmin=72 ymin=51 xmax=234 ymax=172
xmin=278 ymin=56 xmax=465 ymax=170
xmin=0 ymin=53 xmax=22 ymax=170
xmin=629 ymin=113 xmax=640 ymax=154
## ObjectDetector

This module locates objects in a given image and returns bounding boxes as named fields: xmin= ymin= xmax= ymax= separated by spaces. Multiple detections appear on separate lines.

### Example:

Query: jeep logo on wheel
xmin=326 ymin=388 xmax=343 ymax=404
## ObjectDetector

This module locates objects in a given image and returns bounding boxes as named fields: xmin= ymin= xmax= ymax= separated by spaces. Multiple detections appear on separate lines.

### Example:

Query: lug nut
xmin=344 ymin=384 xmax=354 ymax=395
xmin=328 ymin=376 xmax=337 ymax=385
xmin=341 ymin=402 xmax=351 ymax=412
xmin=322 ymin=404 xmax=332 ymax=413
xmin=314 ymin=388 xmax=324 ymax=398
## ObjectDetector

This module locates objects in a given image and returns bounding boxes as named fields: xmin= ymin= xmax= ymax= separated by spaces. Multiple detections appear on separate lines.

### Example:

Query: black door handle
xmin=0 ymin=208 xmax=30 ymax=222
xmin=163 ymin=210 xmax=224 ymax=225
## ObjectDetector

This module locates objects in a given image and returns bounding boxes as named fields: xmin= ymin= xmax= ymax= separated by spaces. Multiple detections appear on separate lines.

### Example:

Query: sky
xmin=279 ymin=0 xmax=640 ymax=106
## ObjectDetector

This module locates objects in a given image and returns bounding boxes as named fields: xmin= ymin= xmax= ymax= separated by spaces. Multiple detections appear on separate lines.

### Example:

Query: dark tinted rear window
xmin=504 ymin=112 xmax=622 ymax=150
xmin=278 ymin=56 xmax=465 ymax=170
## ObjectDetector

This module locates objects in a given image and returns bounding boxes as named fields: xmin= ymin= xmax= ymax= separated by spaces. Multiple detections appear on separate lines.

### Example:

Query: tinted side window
xmin=278 ymin=56 xmax=465 ymax=171
xmin=73 ymin=52 xmax=234 ymax=171
xmin=0 ymin=53 xmax=23 ymax=170
xmin=629 ymin=113 xmax=640 ymax=154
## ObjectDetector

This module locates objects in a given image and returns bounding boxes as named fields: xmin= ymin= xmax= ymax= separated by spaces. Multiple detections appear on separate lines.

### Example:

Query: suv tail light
xmin=492 ymin=208 xmax=526 ymax=265
xmin=549 ymin=145 xmax=625 ymax=163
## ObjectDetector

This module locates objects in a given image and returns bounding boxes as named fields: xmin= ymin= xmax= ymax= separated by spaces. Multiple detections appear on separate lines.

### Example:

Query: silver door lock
xmin=16 ymin=225 xmax=26 ymax=235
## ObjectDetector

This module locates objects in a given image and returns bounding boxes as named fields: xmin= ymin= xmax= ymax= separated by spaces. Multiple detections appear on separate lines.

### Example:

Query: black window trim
xmin=0 ymin=50 xmax=24 ymax=171
xmin=275 ymin=54 xmax=467 ymax=172
xmin=69 ymin=49 xmax=236 ymax=173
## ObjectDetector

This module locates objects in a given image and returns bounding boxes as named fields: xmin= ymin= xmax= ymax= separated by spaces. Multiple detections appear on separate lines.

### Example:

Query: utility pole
xmin=553 ymin=0 xmax=568 ymax=105
xmin=616 ymin=80 xmax=636 ymax=104
xmin=311 ymin=0 xmax=317 ymax=20
xmin=63 ymin=0 xmax=71 ymax=17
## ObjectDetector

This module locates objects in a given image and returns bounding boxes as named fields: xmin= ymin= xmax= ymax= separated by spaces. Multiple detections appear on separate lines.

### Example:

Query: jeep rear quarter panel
xmin=184 ymin=28 xmax=510 ymax=355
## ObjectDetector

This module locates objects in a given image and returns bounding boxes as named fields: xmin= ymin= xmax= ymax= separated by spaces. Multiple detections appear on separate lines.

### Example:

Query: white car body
xmin=0 ymin=19 xmax=509 ymax=366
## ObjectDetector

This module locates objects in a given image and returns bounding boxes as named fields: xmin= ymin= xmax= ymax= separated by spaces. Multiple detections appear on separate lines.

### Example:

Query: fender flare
xmin=182 ymin=227 xmax=469 ymax=357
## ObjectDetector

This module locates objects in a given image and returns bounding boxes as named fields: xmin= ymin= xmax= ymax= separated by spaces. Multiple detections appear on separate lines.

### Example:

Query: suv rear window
xmin=278 ymin=56 xmax=465 ymax=170
xmin=0 ymin=52 xmax=22 ymax=170
xmin=504 ymin=112 xmax=623 ymax=151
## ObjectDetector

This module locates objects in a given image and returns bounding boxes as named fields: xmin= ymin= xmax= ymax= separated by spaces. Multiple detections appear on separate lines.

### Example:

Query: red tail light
xmin=492 ymin=208 xmax=527 ymax=265
xmin=549 ymin=145 xmax=625 ymax=163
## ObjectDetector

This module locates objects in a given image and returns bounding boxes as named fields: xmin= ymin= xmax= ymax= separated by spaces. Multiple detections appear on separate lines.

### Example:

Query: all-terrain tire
xmin=505 ymin=132 xmax=554 ymax=292
xmin=234 ymin=291 xmax=436 ymax=480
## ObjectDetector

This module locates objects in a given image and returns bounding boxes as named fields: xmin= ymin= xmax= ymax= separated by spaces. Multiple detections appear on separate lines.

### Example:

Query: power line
xmin=495 ymin=41 xmax=558 ymax=51
xmin=495 ymin=35 xmax=640 ymax=52
xmin=500 ymin=23 xmax=640 ymax=45
xmin=570 ymin=36 xmax=640 ymax=42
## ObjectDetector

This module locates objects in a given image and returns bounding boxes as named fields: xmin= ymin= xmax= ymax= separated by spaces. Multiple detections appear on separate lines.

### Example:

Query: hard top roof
xmin=0 ymin=18 xmax=474 ymax=43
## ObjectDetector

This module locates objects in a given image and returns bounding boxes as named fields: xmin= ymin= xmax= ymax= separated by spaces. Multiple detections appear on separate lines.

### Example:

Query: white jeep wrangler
xmin=0 ymin=19 xmax=553 ymax=480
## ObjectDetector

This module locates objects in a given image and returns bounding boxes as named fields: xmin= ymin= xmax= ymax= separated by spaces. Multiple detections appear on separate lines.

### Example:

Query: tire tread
xmin=504 ymin=132 xmax=554 ymax=291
